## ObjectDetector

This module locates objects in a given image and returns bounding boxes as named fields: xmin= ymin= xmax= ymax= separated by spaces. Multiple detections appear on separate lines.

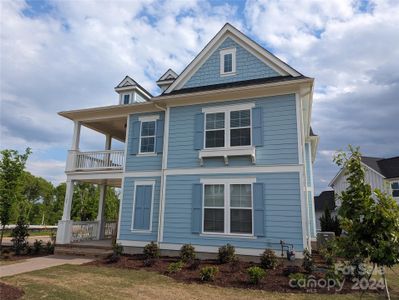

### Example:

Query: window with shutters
xmin=202 ymin=179 xmax=254 ymax=236
xmin=138 ymin=115 xmax=159 ymax=154
xmin=132 ymin=181 xmax=155 ymax=232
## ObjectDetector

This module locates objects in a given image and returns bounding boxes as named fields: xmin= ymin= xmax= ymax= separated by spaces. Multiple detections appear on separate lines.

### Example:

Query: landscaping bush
xmin=260 ymin=249 xmax=278 ymax=270
xmin=167 ymin=261 xmax=184 ymax=274
xmin=108 ymin=243 xmax=123 ymax=263
xmin=45 ymin=241 xmax=54 ymax=255
xmin=302 ymin=248 xmax=314 ymax=273
xmin=143 ymin=242 xmax=160 ymax=260
xmin=218 ymin=243 xmax=236 ymax=264
xmin=247 ymin=266 xmax=266 ymax=284
xmin=180 ymin=244 xmax=196 ymax=263
xmin=199 ymin=266 xmax=219 ymax=282
xmin=288 ymin=273 xmax=308 ymax=289
xmin=319 ymin=240 xmax=338 ymax=266
xmin=11 ymin=216 xmax=29 ymax=255
xmin=33 ymin=239 xmax=43 ymax=254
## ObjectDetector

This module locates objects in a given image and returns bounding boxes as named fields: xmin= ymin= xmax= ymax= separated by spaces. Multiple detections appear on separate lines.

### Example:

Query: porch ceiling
xmin=82 ymin=117 xmax=127 ymax=142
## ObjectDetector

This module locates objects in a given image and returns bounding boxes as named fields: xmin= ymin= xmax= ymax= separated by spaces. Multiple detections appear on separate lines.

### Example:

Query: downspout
xmin=154 ymin=103 xmax=169 ymax=246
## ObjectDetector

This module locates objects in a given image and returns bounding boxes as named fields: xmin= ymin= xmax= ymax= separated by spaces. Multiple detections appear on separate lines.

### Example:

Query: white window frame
xmin=220 ymin=47 xmax=236 ymax=76
xmin=200 ymin=178 xmax=256 ymax=237
xmin=131 ymin=180 xmax=155 ymax=233
xmin=202 ymin=103 xmax=254 ymax=151
xmin=391 ymin=181 xmax=399 ymax=199
xmin=138 ymin=115 xmax=159 ymax=155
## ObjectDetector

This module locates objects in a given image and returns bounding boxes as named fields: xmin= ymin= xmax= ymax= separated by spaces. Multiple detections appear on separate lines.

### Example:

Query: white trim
xmin=299 ymin=168 xmax=310 ymax=251
xmin=201 ymin=102 xmax=255 ymax=114
xmin=158 ymin=106 xmax=170 ymax=243
xmin=131 ymin=180 xmax=156 ymax=232
xmin=201 ymin=179 xmax=256 ymax=237
xmin=199 ymin=147 xmax=256 ymax=165
xmin=117 ymin=240 xmax=149 ymax=247
xmin=136 ymin=153 xmax=157 ymax=157
xmin=164 ymin=24 xmax=300 ymax=94
xmin=165 ymin=165 xmax=302 ymax=176
xmin=220 ymin=47 xmax=236 ymax=76
xmin=124 ymin=171 xmax=162 ymax=177
xmin=296 ymin=92 xmax=304 ymax=165
xmin=116 ymin=177 xmax=125 ymax=240
xmin=138 ymin=115 xmax=160 ymax=122
xmin=67 ymin=172 xmax=123 ymax=180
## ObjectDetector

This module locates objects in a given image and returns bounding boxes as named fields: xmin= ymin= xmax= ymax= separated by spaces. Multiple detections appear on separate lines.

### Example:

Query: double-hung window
xmin=203 ymin=180 xmax=253 ymax=235
xmin=392 ymin=182 xmax=399 ymax=198
xmin=220 ymin=48 xmax=236 ymax=75
xmin=204 ymin=107 xmax=252 ymax=149
xmin=140 ymin=121 xmax=156 ymax=153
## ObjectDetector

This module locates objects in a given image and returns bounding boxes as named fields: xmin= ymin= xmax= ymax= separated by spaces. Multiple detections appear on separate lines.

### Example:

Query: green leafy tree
xmin=11 ymin=215 xmax=29 ymax=255
xmin=334 ymin=146 xmax=399 ymax=299
xmin=0 ymin=148 xmax=31 ymax=249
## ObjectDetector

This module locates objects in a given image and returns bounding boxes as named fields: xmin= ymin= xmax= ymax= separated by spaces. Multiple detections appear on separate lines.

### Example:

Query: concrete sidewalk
xmin=0 ymin=255 xmax=93 ymax=278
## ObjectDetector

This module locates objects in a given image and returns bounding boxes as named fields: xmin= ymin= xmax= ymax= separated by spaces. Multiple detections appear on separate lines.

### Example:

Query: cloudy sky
xmin=1 ymin=0 xmax=398 ymax=194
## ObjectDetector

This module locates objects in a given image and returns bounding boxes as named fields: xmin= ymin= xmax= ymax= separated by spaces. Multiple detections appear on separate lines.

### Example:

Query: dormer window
xmin=220 ymin=48 xmax=236 ymax=76
xmin=123 ymin=94 xmax=130 ymax=104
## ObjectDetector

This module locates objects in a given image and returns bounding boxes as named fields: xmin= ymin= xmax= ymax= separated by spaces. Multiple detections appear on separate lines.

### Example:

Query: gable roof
xmin=362 ymin=156 xmax=399 ymax=179
xmin=164 ymin=23 xmax=302 ymax=94
xmin=314 ymin=190 xmax=335 ymax=211
xmin=157 ymin=69 xmax=178 ymax=83
xmin=114 ymin=75 xmax=153 ymax=99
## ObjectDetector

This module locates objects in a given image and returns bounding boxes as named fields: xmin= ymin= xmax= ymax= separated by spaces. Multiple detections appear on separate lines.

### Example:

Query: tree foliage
xmin=334 ymin=146 xmax=399 ymax=299
xmin=319 ymin=207 xmax=342 ymax=236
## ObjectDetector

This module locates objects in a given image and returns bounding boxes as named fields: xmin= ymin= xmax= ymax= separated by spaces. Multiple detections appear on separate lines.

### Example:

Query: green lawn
xmin=1 ymin=264 xmax=398 ymax=300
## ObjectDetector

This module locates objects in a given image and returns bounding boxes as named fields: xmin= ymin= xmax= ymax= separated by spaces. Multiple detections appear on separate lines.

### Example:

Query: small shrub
xmin=180 ymin=244 xmax=196 ymax=263
xmin=11 ymin=216 xmax=29 ymax=255
xmin=108 ymin=243 xmax=123 ymax=263
xmin=302 ymin=248 xmax=314 ymax=273
xmin=247 ymin=266 xmax=266 ymax=284
xmin=188 ymin=259 xmax=201 ymax=270
xmin=289 ymin=273 xmax=308 ymax=289
xmin=282 ymin=265 xmax=300 ymax=277
xmin=33 ymin=239 xmax=43 ymax=254
xmin=229 ymin=255 xmax=240 ymax=272
xmin=143 ymin=242 xmax=160 ymax=260
xmin=260 ymin=249 xmax=278 ymax=270
xmin=45 ymin=241 xmax=54 ymax=254
xmin=199 ymin=266 xmax=219 ymax=282
xmin=218 ymin=243 xmax=236 ymax=264
xmin=167 ymin=261 xmax=184 ymax=274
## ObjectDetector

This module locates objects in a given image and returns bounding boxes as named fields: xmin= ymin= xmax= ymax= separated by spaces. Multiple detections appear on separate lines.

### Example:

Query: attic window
xmin=220 ymin=48 xmax=236 ymax=75
xmin=123 ymin=94 xmax=130 ymax=104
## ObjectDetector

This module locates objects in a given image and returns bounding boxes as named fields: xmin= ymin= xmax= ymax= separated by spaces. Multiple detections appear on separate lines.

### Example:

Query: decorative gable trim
xmin=164 ymin=23 xmax=301 ymax=94
xmin=157 ymin=69 xmax=178 ymax=83
xmin=115 ymin=75 xmax=153 ymax=100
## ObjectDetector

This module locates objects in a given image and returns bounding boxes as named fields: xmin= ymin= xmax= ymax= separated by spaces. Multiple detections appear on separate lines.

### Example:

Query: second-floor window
xmin=140 ymin=121 xmax=156 ymax=153
xmin=392 ymin=182 xmax=399 ymax=198
xmin=205 ymin=109 xmax=251 ymax=149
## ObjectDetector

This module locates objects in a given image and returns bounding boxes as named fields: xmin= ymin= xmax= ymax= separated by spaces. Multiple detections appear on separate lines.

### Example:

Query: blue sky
xmin=1 ymin=0 xmax=398 ymax=195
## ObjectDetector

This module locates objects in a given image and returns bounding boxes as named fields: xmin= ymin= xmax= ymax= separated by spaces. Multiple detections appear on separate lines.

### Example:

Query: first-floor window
xmin=203 ymin=183 xmax=253 ymax=235
xmin=140 ymin=121 xmax=155 ymax=153
xmin=392 ymin=182 xmax=399 ymax=198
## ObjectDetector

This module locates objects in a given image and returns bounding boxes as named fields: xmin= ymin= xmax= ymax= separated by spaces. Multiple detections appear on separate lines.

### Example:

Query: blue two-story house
xmin=56 ymin=23 xmax=318 ymax=258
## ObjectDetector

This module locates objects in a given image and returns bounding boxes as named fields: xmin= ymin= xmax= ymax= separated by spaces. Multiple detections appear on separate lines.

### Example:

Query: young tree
xmin=334 ymin=146 xmax=399 ymax=299
xmin=0 ymin=148 xmax=31 ymax=250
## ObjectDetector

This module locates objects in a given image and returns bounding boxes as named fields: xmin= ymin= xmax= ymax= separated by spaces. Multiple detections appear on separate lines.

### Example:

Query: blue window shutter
xmin=130 ymin=121 xmax=141 ymax=155
xmin=252 ymin=107 xmax=263 ymax=147
xmin=133 ymin=185 xmax=152 ymax=230
xmin=192 ymin=183 xmax=203 ymax=233
xmin=194 ymin=113 xmax=204 ymax=150
xmin=253 ymin=182 xmax=265 ymax=237
xmin=156 ymin=119 xmax=164 ymax=153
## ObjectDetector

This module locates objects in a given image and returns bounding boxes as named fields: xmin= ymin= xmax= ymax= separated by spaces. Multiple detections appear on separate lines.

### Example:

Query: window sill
xmin=137 ymin=153 xmax=157 ymax=157
xmin=131 ymin=229 xmax=152 ymax=233
xmin=200 ymin=233 xmax=256 ymax=239
xmin=199 ymin=146 xmax=256 ymax=165
xmin=220 ymin=72 xmax=236 ymax=77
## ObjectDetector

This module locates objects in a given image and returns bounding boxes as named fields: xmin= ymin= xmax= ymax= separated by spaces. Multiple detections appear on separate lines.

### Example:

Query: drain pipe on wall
xmin=154 ymin=103 xmax=169 ymax=246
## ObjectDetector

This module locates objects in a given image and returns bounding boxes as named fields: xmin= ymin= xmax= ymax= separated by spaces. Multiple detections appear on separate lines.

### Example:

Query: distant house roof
xmin=361 ymin=156 xmax=399 ymax=179
xmin=314 ymin=190 xmax=335 ymax=211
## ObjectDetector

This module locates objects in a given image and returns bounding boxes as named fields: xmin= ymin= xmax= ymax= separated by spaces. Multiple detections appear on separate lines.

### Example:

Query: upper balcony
xmin=66 ymin=149 xmax=125 ymax=172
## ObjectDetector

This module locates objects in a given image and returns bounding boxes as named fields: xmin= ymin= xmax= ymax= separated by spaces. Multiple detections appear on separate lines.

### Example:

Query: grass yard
xmin=1 ymin=264 xmax=398 ymax=300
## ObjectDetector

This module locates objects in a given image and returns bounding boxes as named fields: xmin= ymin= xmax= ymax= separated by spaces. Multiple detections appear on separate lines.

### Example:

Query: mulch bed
xmin=84 ymin=254 xmax=383 ymax=295
xmin=0 ymin=282 xmax=24 ymax=300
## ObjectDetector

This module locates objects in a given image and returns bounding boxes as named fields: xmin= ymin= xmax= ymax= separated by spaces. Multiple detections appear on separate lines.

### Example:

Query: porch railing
xmin=67 ymin=150 xmax=125 ymax=172
xmin=104 ymin=221 xmax=117 ymax=239
xmin=71 ymin=221 xmax=99 ymax=242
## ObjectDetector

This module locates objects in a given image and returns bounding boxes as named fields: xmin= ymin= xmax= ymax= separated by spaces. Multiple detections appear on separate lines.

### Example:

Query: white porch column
xmin=97 ymin=184 xmax=107 ymax=240
xmin=71 ymin=121 xmax=81 ymax=150
xmin=56 ymin=179 xmax=75 ymax=244
xmin=105 ymin=134 xmax=112 ymax=150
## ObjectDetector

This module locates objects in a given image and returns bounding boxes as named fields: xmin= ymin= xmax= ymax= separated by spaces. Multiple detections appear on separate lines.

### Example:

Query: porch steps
xmin=55 ymin=243 xmax=113 ymax=259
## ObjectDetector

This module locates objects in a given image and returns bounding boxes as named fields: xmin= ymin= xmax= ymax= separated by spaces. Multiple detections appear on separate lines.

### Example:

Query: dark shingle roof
xmin=361 ymin=156 xmax=399 ymax=179
xmin=314 ymin=190 xmax=335 ymax=211
xmin=159 ymin=75 xmax=309 ymax=96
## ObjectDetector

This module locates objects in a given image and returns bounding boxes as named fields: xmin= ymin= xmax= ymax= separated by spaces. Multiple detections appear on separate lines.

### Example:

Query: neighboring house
xmin=56 ymin=23 xmax=319 ymax=258
xmin=313 ymin=190 xmax=335 ymax=232
xmin=330 ymin=156 xmax=399 ymax=205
